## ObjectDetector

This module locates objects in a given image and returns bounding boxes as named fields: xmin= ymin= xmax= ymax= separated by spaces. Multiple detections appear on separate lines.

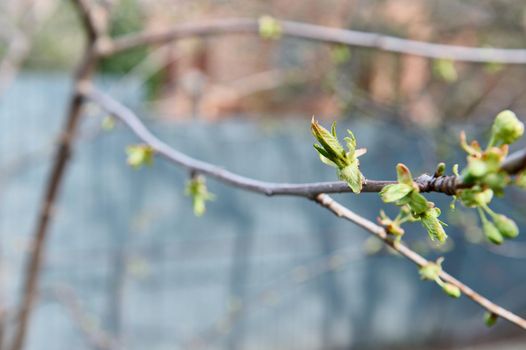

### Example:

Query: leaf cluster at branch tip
xmin=455 ymin=110 xmax=524 ymax=245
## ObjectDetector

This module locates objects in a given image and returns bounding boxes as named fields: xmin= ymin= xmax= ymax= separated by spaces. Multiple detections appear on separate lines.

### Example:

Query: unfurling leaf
xmin=311 ymin=118 xmax=346 ymax=167
xmin=126 ymin=144 xmax=154 ymax=169
xmin=311 ymin=118 xmax=364 ymax=193
xmin=380 ymin=184 xmax=413 ymax=203
xmin=338 ymin=162 xmax=363 ymax=193
xmin=421 ymin=208 xmax=447 ymax=243
xmin=408 ymin=192 xmax=430 ymax=215
xmin=185 ymin=175 xmax=215 ymax=217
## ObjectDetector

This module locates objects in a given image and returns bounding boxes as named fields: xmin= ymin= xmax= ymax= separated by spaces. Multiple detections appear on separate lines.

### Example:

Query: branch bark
xmin=8 ymin=1 xmax=105 ymax=350
xmin=102 ymin=18 xmax=526 ymax=64
xmin=314 ymin=193 xmax=526 ymax=330
xmin=84 ymin=87 xmax=526 ymax=198
xmin=80 ymin=86 xmax=526 ymax=330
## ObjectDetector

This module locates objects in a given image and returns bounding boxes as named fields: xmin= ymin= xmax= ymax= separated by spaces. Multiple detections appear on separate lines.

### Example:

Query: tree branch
xmin=83 ymin=87 xmax=526 ymax=198
xmin=101 ymin=18 xmax=526 ymax=64
xmin=8 ymin=1 xmax=106 ymax=349
xmin=314 ymin=193 xmax=526 ymax=330
xmin=79 ymin=86 xmax=526 ymax=330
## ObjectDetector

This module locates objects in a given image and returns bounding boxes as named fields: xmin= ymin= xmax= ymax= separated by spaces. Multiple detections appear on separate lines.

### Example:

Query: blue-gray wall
xmin=1 ymin=73 xmax=525 ymax=350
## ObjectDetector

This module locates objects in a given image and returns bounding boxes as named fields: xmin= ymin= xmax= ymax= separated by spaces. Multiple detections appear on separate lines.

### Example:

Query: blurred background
xmin=1 ymin=0 xmax=526 ymax=349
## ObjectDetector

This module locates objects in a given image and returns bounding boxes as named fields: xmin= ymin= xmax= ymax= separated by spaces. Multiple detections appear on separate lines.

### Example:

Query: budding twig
xmin=80 ymin=86 xmax=526 ymax=330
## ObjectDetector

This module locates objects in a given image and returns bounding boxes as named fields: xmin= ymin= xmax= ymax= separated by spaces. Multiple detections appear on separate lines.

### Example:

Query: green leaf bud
xmin=419 ymin=259 xmax=443 ymax=281
xmin=492 ymin=110 xmax=524 ymax=145
xmin=493 ymin=214 xmax=519 ymax=239
xmin=482 ymin=220 xmax=503 ymax=245
xmin=396 ymin=163 xmax=413 ymax=186
xmin=434 ymin=162 xmax=446 ymax=177
xmin=484 ymin=312 xmax=498 ymax=327
xmin=442 ymin=283 xmax=461 ymax=298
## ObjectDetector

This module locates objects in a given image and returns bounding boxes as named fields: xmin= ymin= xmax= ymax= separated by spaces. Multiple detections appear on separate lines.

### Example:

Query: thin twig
xmin=102 ymin=18 xmax=526 ymax=64
xmin=8 ymin=1 xmax=105 ymax=349
xmin=42 ymin=286 xmax=118 ymax=350
xmin=83 ymin=86 xmax=526 ymax=197
xmin=314 ymin=193 xmax=526 ymax=330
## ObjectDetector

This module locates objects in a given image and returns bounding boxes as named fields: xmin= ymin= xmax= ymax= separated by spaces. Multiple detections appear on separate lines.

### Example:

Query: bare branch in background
xmin=8 ymin=0 xmax=108 ymax=349
xmin=43 ymin=286 xmax=118 ymax=350
xmin=103 ymin=18 xmax=526 ymax=64
xmin=0 ymin=0 xmax=59 ymax=94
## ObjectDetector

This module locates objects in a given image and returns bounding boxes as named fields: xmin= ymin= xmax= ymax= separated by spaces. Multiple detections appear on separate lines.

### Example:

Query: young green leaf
xmin=185 ymin=175 xmax=215 ymax=217
xmin=311 ymin=118 xmax=365 ymax=193
xmin=338 ymin=162 xmax=363 ymax=193
xmin=408 ymin=192 xmax=430 ymax=215
xmin=311 ymin=118 xmax=346 ymax=167
xmin=421 ymin=208 xmax=447 ymax=243
xmin=380 ymin=184 xmax=413 ymax=203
